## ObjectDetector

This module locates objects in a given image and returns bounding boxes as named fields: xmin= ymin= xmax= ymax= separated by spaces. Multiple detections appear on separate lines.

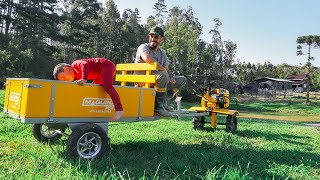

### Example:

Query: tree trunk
xmin=306 ymin=44 xmax=311 ymax=103
xmin=4 ymin=0 xmax=13 ymax=42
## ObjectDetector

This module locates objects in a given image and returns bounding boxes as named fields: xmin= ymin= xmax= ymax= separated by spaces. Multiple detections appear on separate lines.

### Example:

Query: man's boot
xmin=154 ymin=92 xmax=172 ymax=117
xmin=163 ymin=92 xmax=175 ymax=112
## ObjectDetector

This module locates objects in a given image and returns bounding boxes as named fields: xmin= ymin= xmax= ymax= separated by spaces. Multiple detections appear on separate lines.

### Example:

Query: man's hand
xmin=141 ymin=52 xmax=166 ymax=71
xmin=169 ymin=77 xmax=176 ymax=85
xmin=76 ymin=79 xmax=87 ymax=85
xmin=158 ymin=65 xmax=167 ymax=71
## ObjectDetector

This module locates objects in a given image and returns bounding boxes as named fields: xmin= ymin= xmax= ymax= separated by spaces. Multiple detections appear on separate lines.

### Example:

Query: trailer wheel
xmin=32 ymin=124 xmax=65 ymax=143
xmin=66 ymin=123 xmax=110 ymax=159
xmin=226 ymin=115 xmax=237 ymax=134
xmin=192 ymin=116 xmax=205 ymax=130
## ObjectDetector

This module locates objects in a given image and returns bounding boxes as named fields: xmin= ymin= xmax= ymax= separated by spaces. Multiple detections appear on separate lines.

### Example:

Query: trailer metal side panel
xmin=3 ymin=78 xmax=156 ymax=123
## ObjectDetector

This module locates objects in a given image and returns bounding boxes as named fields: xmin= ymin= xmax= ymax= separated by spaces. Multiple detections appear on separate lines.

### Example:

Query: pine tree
xmin=152 ymin=0 xmax=167 ymax=27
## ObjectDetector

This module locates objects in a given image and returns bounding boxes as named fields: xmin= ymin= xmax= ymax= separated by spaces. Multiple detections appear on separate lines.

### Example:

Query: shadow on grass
xmin=60 ymin=134 xmax=319 ymax=179
xmin=239 ymin=117 xmax=305 ymax=125
xmin=236 ymin=129 xmax=311 ymax=146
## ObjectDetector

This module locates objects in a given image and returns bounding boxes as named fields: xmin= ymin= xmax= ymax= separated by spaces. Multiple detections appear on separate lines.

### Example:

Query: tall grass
xmin=1 ymin=90 xmax=320 ymax=179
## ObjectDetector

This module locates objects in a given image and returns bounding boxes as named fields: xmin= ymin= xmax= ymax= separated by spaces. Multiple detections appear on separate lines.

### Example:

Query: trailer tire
xmin=32 ymin=124 xmax=65 ymax=143
xmin=66 ymin=123 xmax=110 ymax=159
xmin=192 ymin=116 xmax=205 ymax=130
xmin=226 ymin=115 xmax=237 ymax=134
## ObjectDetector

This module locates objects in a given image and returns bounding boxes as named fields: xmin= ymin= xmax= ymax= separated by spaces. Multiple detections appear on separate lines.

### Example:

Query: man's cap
xmin=149 ymin=26 xmax=164 ymax=37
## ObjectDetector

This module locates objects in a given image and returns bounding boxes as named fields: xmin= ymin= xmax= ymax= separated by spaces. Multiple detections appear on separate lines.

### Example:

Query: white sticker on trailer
xmin=82 ymin=98 xmax=114 ymax=108
xmin=9 ymin=92 xmax=20 ymax=102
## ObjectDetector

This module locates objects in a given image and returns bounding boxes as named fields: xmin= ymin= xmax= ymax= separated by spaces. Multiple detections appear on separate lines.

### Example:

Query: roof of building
xmin=286 ymin=74 xmax=307 ymax=80
xmin=254 ymin=77 xmax=294 ymax=83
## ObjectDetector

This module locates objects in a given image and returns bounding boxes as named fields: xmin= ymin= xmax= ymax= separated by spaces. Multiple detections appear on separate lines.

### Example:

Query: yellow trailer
xmin=3 ymin=78 xmax=156 ymax=123
xmin=2 ymin=63 xmax=238 ymax=159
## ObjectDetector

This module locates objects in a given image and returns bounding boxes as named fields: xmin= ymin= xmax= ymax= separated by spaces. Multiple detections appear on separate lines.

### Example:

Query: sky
xmin=99 ymin=0 xmax=320 ymax=67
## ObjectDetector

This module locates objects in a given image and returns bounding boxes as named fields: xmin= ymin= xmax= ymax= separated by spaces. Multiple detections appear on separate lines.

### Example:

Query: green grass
xmin=1 ymin=90 xmax=320 ymax=179
xmin=0 ymin=89 xmax=4 ymax=112
xmin=229 ymin=97 xmax=320 ymax=116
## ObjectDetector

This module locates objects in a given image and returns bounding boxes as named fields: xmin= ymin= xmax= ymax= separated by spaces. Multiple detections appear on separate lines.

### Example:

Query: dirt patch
xmin=239 ymin=112 xmax=320 ymax=122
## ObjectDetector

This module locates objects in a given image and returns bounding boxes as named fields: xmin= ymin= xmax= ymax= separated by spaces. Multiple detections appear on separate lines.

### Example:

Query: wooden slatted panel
xmin=115 ymin=75 xmax=156 ymax=83
xmin=121 ymin=70 xmax=127 ymax=86
xmin=116 ymin=63 xmax=157 ymax=71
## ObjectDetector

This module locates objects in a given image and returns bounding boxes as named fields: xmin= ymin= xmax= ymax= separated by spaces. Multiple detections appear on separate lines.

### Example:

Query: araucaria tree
xmin=296 ymin=35 xmax=320 ymax=103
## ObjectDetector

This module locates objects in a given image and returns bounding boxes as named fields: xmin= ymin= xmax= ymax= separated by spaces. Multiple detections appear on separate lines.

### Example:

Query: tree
xmin=1 ymin=0 xmax=66 ymax=78
xmin=118 ymin=8 xmax=145 ymax=63
xmin=296 ymin=35 xmax=320 ymax=103
xmin=60 ymin=0 xmax=101 ymax=62
xmin=152 ymin=0 xmax=167 ymax=27
xmin=100 ymin=0 xmax=121 ymax=62
xmin=163 ymin=6 xmax=202 ymax=75
xmin=209 ymin=18 xmax=230 ymax=80
xmin=146 ymin=15 xmax=156 ymax=30
xmin=0 ymin=0 xmax=14 ymax=45
xmin=311 ymin=67 xmax=320 ymax=91
xmin=222 ymin=40 xmax=237 ymax=80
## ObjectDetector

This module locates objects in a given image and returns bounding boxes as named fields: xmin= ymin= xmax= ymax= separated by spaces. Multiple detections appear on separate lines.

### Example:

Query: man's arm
xmin=164 ymin=65 xmax=176 ymax=84
xmin=140 ymin=52 xmax=166 ymax=71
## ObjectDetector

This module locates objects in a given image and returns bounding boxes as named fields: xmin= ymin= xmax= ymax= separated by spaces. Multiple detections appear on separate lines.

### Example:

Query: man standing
xmin=135 ymin=26 xmax=187 ymax=117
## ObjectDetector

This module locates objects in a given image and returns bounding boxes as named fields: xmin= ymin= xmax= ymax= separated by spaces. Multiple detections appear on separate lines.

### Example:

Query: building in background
xmin=286 ymin=74 xmax=308 ymax=92
xmin=254 ymin=77 xmax=294 ymax=98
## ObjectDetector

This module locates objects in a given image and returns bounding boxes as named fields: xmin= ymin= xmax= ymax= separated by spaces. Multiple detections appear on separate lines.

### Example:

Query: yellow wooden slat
xmin=115 ymin=75 xmax=156 ymax=83
xmin=116 ymin=63 xmax=157 ymax=71
xmin=121 ymin=70 xmax=127 ymax=86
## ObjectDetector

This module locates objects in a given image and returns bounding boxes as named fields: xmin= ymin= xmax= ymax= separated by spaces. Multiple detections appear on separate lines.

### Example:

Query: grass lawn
xmin=0 ymin=90 xmax=320 ymax=179
xmin=229 ymin=95 xmax=320 ymax=122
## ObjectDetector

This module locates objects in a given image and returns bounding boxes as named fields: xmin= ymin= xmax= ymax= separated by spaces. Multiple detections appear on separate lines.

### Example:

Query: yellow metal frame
xmin=115 ymin=63 xmax=157 ymax=88
xmin=188 ymin=88 xmax=238 ymax=128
